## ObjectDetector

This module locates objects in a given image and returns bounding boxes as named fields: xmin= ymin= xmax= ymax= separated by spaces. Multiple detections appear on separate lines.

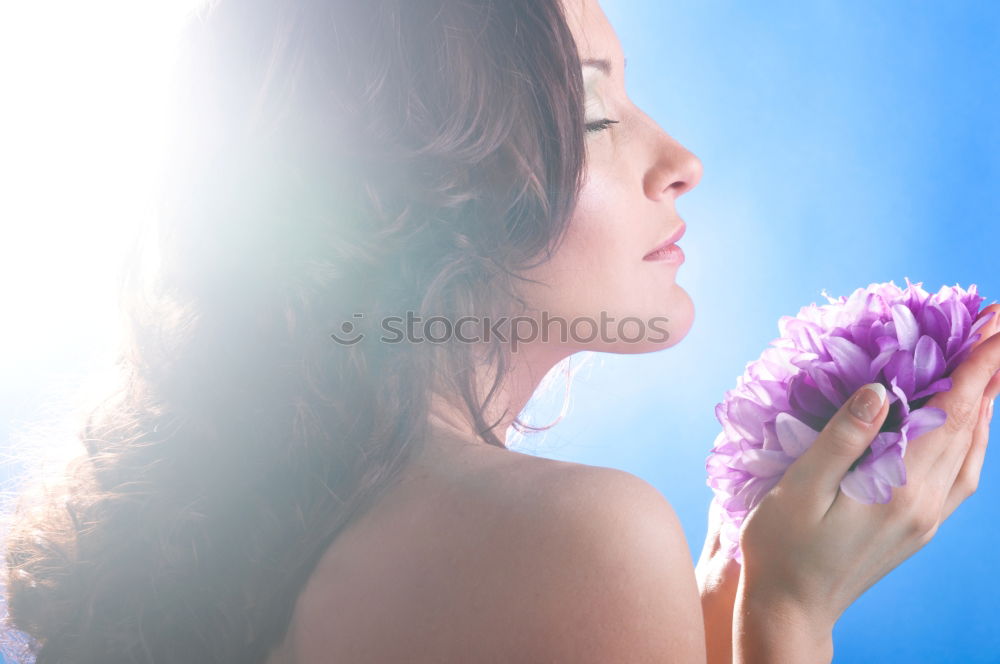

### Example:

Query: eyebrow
xmin=581 ymin=57 xmax=627 ymax=76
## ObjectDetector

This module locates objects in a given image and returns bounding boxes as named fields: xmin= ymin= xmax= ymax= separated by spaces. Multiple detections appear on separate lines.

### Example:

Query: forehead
xmin=561 ymin=0 xmax=623 ymax=64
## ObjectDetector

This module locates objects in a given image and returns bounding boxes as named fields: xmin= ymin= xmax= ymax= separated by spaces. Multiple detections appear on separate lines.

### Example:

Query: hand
xmin=737 ymin=303 xmax=1000 ymax=630
xmin=696 ymin=499 xmax=742 ymax=664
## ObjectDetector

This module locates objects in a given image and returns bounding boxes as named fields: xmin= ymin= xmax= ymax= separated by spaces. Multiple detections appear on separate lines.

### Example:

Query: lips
xmin=643 ymin=223 xmax=686 ymax=260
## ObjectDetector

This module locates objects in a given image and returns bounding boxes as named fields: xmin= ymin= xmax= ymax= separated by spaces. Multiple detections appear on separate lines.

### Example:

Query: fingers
xmin=978 ymin=306 xmax=1000 ymax=401
xmin=941 ymin=396 xmax=993 ymax=522
xmin=911 ymin=318 xmax=1000 ymax=480
xmin=987 ymin=370 xmax=1000 ymax=403
xmin=925 ymin=322 xmax=1000 ymax=427
xmin=779 ymin=382 xmax=889 ymax=513
xmin=974 ymin=304 xmax=1000 ymax=343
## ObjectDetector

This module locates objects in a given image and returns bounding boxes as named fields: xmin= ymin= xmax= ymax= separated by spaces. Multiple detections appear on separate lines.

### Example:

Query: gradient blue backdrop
xmin=511 ymin=1 xmax=999 ymax=662
xmin=1 ymin=1 xmax=998 ymax=663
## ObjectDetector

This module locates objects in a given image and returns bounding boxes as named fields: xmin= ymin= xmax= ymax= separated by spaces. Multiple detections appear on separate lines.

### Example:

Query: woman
xmin=4 ymin=0 xmax=999 ymax=662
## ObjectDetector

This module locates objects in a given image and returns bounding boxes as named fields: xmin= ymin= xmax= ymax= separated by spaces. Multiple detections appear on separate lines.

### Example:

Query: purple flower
xmin=706 ymin=279 xmax=995 ymax=564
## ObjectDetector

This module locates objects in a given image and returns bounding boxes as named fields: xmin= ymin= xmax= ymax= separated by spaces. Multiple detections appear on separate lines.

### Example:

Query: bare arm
xmin=693 ymin=487 xmax=834 ymax=664
xmin=733 ymin=578 xmax=834 ymax=664
xmin=699 ymin=539 xmax=834 ymax=664
xmin=730 ymin=306 xmax=1000 ymax=663
xmin=513 ymin=465 xmax=839 ymax=664
xmin=696 ymin=499 xmax=740 ymax=664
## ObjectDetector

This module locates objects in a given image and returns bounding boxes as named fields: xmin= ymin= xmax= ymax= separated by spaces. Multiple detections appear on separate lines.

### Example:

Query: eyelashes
xmin=585 ymin=118 xmax=620 ymax=134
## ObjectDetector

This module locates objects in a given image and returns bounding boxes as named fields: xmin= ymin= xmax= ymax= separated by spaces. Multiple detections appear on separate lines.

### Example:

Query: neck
xmin=426 ymin=341 xmax=575 ymax=448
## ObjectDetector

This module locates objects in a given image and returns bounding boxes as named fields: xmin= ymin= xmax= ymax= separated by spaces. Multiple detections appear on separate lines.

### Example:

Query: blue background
xmin=1 ymin=1 xmax=998 ymax=662
xmin=511 ymin=1 xmax=999 ymax=663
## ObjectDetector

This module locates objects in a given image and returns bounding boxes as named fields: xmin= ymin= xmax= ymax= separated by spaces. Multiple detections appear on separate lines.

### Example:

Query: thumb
xmin=972 ymin=304 xmax=1000 ymax=357
xmin=780 ymin=382 xmax=889 ymax=505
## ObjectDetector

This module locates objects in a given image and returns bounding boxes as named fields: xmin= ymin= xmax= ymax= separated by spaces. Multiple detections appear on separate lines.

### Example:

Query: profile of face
xmin=516 ymin=0 xmax=703 ymax=355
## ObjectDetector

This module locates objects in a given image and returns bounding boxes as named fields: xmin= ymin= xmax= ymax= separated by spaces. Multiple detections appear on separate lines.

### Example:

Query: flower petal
xmin=902 ymin=406 xmax=948 ymax=443
xmin=888 ymin=374 xmax=911 ymax=418
xmin=788 ymin=374 xmax=837 ymax=419
xmin=825 ymin=335 xmax=872 ymax=387
xmin=840 ymin=467 xmax=879 ymax=503
xmin=869 ymin=431 xmax=902 ymax=458
xmin=891 ymin=303 xmax=920 ymax=352
xmin=884 ymin=349 xmax=916 ymax=396
xmin=969 ymin=309 xmax=997 ymax=338
xmin=919 ymin=304 xmax=951 ymax=348
xmin=910 ymin=376 xmax=952 ymax=401
xmin=869 ymin=449 xmax=907 ymax=487
xmin=913 ymin=334 xmax=946 ymax=392
xmin=708 ymin=280 xmax=987 ymax=563
xmin=727 ymin=397 xmax=770 ymax=442
xmin=745 ymin=380 xmax=790 ymax=410
xmin=946 ymin=298 xmax=973 ymax=358
xmin=804 ymin=363 xmax=846 ymax=407
xmin=869 ymin=336 xmax=899 ymax=376
xmin=733 ymin=448 xmax=793 ymax=478
xmin=760 ymin=421 xmax=784 ymax=452
xmin=774 ymin=411 xmax=821 ymax=457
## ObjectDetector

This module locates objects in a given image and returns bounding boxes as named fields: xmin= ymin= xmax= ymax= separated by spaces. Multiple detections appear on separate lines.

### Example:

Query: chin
xmin=582 ymin=286 xmax=695 ymax=355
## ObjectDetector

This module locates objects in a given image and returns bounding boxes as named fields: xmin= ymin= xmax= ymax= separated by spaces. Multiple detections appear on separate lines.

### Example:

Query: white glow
xmin=0 ymin=0 xmax=206 ymax=378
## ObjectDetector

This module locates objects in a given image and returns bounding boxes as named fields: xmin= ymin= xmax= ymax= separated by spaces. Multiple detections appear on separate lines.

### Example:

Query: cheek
xmin=568 ymin=171 xmax=635 ymax=266
xmin=564 ymin=178 xmax=644 ymax=288
xmin=509 ymin=148 xmax=696 ymax=349
xmin=519 ymin=203 xmax=635 ymax=316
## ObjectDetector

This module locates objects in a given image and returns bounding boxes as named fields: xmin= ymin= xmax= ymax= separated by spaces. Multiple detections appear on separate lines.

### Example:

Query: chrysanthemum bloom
xmin=706 ymin=279 xmax=995 ymax=563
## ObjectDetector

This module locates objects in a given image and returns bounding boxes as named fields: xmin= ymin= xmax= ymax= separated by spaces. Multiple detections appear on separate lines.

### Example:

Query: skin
xmin=699 ymin=303 xmax=1000 ymax=663
xmin=427 ymin=0 xmax=703 ymax=443
xmin=268 ymin=1 xmax=1000 ymax=661
xmin=267 ymin=3 xmax=709 ymax=661
xmin=515 ymin=0 xmax=702 ymax=357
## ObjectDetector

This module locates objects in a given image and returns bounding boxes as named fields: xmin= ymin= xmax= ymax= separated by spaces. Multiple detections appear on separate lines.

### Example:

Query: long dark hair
xmin=0 ymin=0 xmax=588 ymax=661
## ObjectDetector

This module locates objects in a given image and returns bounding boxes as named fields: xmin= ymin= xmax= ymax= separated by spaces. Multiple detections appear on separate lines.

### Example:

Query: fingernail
xmin=849 ymin=383 xmax=887 ymax=423
xmin=990 ymin=399 xmax=995 ymax=422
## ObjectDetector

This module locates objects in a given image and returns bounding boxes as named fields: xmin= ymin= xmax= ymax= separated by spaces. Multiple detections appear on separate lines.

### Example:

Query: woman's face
xmin=516 ymin=0 xmax=703 ymax=355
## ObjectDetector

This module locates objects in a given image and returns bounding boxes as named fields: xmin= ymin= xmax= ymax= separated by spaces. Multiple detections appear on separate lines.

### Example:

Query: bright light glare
xmin=0 ymin=0 xmax=206 ymax=377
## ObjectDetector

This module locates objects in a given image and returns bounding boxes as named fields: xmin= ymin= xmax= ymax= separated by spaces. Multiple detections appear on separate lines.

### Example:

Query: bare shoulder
xmin=500 ymin=461 xmax=707 ymax=663
xmin=279 ymin=450 xmax=706 ymax=664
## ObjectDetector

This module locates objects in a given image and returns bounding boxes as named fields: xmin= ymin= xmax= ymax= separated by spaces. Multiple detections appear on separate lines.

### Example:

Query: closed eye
xmin=585 ymin=118 xmax=620 ymax=134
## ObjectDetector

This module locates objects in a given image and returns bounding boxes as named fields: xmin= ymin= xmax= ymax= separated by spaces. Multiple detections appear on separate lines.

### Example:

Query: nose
xmin=642 ymin=120 xmax=703 ymax=202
